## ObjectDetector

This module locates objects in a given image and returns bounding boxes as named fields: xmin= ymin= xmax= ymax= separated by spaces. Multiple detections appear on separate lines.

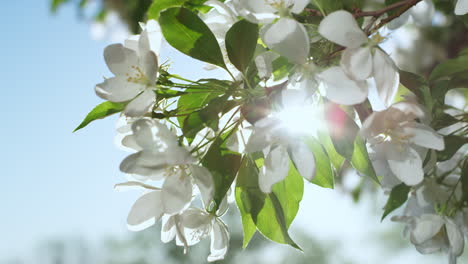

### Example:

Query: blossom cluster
xmin=81 ymin=0 xmax=468 ymax=262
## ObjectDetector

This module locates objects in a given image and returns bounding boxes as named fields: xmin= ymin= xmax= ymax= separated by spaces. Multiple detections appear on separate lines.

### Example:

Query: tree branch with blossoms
xmin=74 ymin=0 xmax=468 ymax=263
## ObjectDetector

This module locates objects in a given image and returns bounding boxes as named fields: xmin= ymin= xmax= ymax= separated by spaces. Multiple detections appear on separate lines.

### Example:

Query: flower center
xmin=126 ymin=65 xmax=149 ymax=84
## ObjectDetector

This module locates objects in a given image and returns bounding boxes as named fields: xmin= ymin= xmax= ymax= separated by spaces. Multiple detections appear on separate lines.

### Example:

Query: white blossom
xmin=318 ymin=10 xmax=399 ymax=107
xmin=95 ymin=23 xmax=160 ymax=117
xmin=162 ymin=208 xmax=230 ymax=262
xmin=361 ymin=101 xmax=444 ymax=186
xmin=119 ymin=118 xmax=194 ymax=180
xmin=245 ymin=89 xmax=316 ymax=193
xmin=232 ymin=0 xmax=310 ymax=65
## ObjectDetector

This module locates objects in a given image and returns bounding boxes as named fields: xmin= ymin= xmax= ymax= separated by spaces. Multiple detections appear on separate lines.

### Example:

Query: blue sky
xmin=1 ymin=0 xmax=135 ymax=258
xmin=0 ymin=1 xmax=452 ymax=263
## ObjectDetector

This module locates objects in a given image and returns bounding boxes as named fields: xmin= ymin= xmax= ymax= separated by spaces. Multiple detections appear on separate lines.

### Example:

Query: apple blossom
xmin=361 ymin=101 xmax=445 ymax=186
xmin=95 ymin=24 xmax=159 ymax=117
xmin=319 ymin=10 xmax=400 ymax=107
xmin=245 ymin=89 xmax=316 ymax=193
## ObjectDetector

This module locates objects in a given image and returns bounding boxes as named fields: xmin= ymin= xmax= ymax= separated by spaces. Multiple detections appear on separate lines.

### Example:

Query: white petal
xmin=119 ymin=152 xmax=166 ymax=180
xmin=319 ymin=66 xmax=368 ymax=105
xmin=95 ymin=76 xmax=144 ymax=102
xmin=104 ymin=43 xmax=139 ymax=76
xmin=410 ymin=214 xmax=444 ymax=244
xmin=114 ymin=181 xmax=160 ymax=192
xmin=124 ymin=89 xmax=156 ymax=117
xmin=255 ymin=51 xmax=280 ymax=79
xmin=190 ymin=165 xmax=214 ymax=207
xmin=386 ymin=11 xmax=410 ymax=30
xmin=372 ymin=49 xmax=399 ymax=107
xmin=259 ymin=145 xmax=290 ymax=193
xmin=245 ymin=119 xmax=277 ymax=153
xmin=161 ymin=215 xmax=176 ymax=243
xmin=180 ymin=208 xmax=212 ymax=246
xmin=140 ymin=51 xmax=159 ymax=85
xmin=318 ymin=10 xmax=367 ymax=48
xmin=340 ymin=47 xmax=373 ymax=80
xmin=162 ymin=172 xmax=193 ymax=215
xmin=207 ymin=219 xmax=230 ymax=262
xmin=262 ymin=18 xmax=310 ymax=64
xmin=289 ymin=0 xmax=310 ymax=14
xmin=386 ymin=145 xmax=424 ymax=186
xmin=446 ymin=218 xmax=465 ymax=256
xmin=131 ymin=118 xmax=157 ymax=149
xmin=455 ymin=0 xmax=468 ymax=15
xmin=289 ymin=141 xmax=315 ymax=181
xmin=411 ymin=0 xmax=435 ymax=26
xmin=127 ymin=191 xmax=163 ymax=231
xmin=237 ymin=0 xmax=276 ymax=14
xmin=405 ymin=123 xmax=445 ymax=151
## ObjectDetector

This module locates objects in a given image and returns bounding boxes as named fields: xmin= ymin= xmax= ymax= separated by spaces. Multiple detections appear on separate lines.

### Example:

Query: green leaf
xmin=147 ymin=0 xmax=186 ymax=19
xmin=235 ymin=155 xmax=303 ymax=249
xmin=272 ymin=57 xmax=294 ymax=81
xmin=225 ymin=20 xmax=259 ymax=72
xmin=235 ymin=156 xmax=260 ymax=248
xmin=177 ymin=89 xmax=223 ymax=134
xmin=51 ymin=0 xmax=69 ymax=12
xmin=312 ymin=0 xmax=343 ymax=14
xmin=325 ymin=103 xmax=359 ymax=160
xmin=437 ymin=135 xmax=468 ymax=162
xmin=351 ymin=135 xmax=380 ymax=184
xmin=202 ymin=135 xmax=241 ymax=210
xmin=303 ymin=137 xmax=334 ymax=189
xmin=159 ymin=7 xmax=226 ymax=69
xmin=432 ymin=113 xmax=461 ymax=130
xmin=381 ymin=183 xmax=410 ymax=221
xmin=430 ymin=48 xmax=468 ymax=82
xmin=317 ymin=131 xmax=345 ymax=171
xmin=182 ymin=95 xmax=228 ymax=141
xmin=74 ymin=101 xmax=125 ymax=132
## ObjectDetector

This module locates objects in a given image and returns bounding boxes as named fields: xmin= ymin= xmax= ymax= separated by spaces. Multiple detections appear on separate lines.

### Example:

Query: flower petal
xmin=104 ymin=43 xmax=139 ymax=76
xmin=162 ymin=171 xmax=193 ymax=215
xmin=341 ymin=47 xmax=373 ymax=80
xmin=259 ymin=145 xmax=290 ymax=193
xmin=446 ymin=218 xmax=465 ymax=256
xmin=410 ymin=214 xmax=444 ymax=244
xmin=289 ymin=141 xmax=316 ymax=181
xmin=124 ymin=89 xmax=156 ymax=117
xmin=386 ymin=10 xmax=410 ymax=30
xmin=386 ymin=145 xmax=424 ymax=186
xmin=318 ymin=10 xmax=367 ymax=48
xmin=207 ymin=219 xmax=230 ymax=262
xmin=455 ymin=0 xmax=468 ymax=15
xmin=319 ymin=66 xmax=368 ymax=105
xmin=255 ymin=51 xmax=280 ymax=79
xmin=411 ymin=0 xmax=435 ymax=25
xmin=127 ymin=191 xmax=163 ymax=231
xmin=405 ymin=123 xmax=445 ymax=151
xmin=119 ymin=152 xmax=166 ymax=180
xmin=95 ymin=76 xmax=144 ymax=102
xmin=262 ymin=18 xmax=310 ymax=64
xmin=372 ymin=49 xmax=399 ymax=107
xmin=190 ymin=165 xmax=214 ymax=207
xmin=161 ymin=215 xmax=176 ymax=243
xmin=141 ymin=51 xmax=159 ymax=85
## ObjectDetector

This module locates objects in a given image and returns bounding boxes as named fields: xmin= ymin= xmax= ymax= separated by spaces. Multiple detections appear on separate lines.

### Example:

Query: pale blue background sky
xmin=1 ymin=0 xmax=133 ymax=258
xmin=0 ymin=1 xmax=452 ymax=263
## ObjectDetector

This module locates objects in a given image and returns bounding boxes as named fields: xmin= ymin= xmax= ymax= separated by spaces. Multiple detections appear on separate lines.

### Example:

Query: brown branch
xmin=373 ymin=0 xmax=423 ymax=30
xmin=354 ymin=0 xmax=419 ymax=18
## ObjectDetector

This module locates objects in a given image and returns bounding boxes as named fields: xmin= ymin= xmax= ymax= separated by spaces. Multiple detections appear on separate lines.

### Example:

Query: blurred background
xmin=1 ymin=0 xmax=467 ymax=263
